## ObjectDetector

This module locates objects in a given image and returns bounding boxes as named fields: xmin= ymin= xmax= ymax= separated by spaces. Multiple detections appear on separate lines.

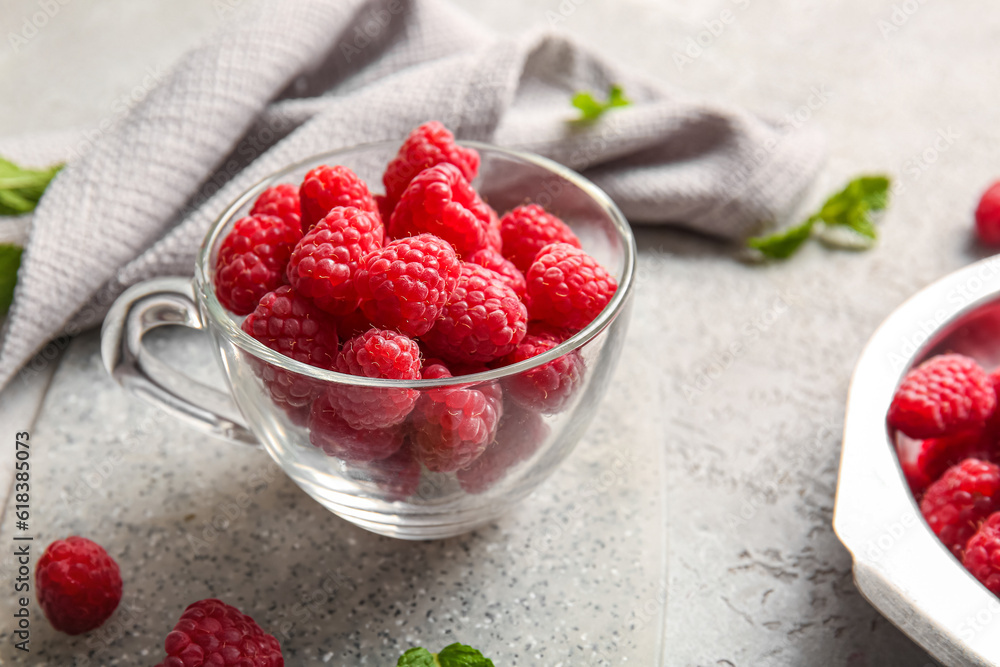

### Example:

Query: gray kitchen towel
xmin=0 ymin=0 xmax=825 ymax=390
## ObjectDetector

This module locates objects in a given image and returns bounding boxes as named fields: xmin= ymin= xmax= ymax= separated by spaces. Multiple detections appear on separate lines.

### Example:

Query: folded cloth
xmin=0 ymin=0 xmax=825 ymax=390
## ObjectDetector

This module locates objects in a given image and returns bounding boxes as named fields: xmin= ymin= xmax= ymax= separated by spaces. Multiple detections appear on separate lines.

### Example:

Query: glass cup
xmin=101 ymin=141 xmax=636 ymax=539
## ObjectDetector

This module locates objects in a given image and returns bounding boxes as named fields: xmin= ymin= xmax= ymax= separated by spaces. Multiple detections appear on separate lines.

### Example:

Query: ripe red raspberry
xmin=334 ymin=308 xmax=374 ymax=341
xmin=388 ymin=163 xmax=493 ymax=257
xmin=499 ymin=204 xmax=581 ymax=272
xmin=215 ymin=214 xmax=302 ymax=315
xmin=499 ymin=327 xmax=584 ymax=414
xmin=154 ymin=599 xmax=283 ymax=667
xmin=985 ymin=369 xmax=1000 ymax=437
xmin=975 ymin=181 xmax=1000 ymax=246
xmin=457 ymin=404 xmax=549 ymax=494
xmin=896 ymin=430 xmax=997 ymax=496
xmin=888 ymin=354 xmax=996 ymax=439
xmin=467 ymin=247 xmax=526 ymax=298
xmin=422 ymin=263 xmax=528 ymax=364
xmin=324 ymin=328 xmax=422 ymax=429
xmin=287 ymin=206 xmax=383 ymax=315
xmin=308 ymin=391 xmax=404 ymax=462
xmin=485 ymin=207 xmax=502 ymax=252
xmin=362 ymin=438 xmax=422 ymax=501
xmin=410 ymin=364 xmax=503 ymax=473
xmin=525 ymin=243 xmax=617 ymax=333
xmin=383 ymin=121 xmax=480 ymax=205
xmin=375 ymin=193 xmax=394 ymax=226
xmin=963 ymin=512 xmax=1000 ymax=594
xmin=920 ymin=458 xmax=1000 ymax=557
xmin=35 ymin=536 xmax=122 ymax=635
xmin=250 ymin=183 xmax=301 ymax=232
xmin=299 ymin=164 xmax=378 ymax=233
xmin=354 ymin=233 xmax=461 ymax=337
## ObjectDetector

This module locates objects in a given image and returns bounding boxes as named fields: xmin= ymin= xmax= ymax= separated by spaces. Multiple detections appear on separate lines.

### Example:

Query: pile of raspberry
xmin=888 ymin=352 xmax=1000 ymax=593
xmin=214 ymin=121 xmax=617 ymax=495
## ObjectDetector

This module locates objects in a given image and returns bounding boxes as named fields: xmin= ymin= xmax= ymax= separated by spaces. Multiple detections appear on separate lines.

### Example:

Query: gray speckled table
xmin=1 ymin=0 xmax=996 ymax=664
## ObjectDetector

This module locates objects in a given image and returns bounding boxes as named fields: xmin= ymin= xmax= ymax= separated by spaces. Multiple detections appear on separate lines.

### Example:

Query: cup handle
xmin=100 ymin=277 xmax=258 ymax=445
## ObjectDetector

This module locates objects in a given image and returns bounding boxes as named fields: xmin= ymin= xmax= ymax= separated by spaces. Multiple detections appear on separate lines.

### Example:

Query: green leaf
xmin=571 ymin=84 xmax=631 ymax=121
xmin=0 ymin=244 xmax=23 ymax=315
xmin=0 ymin=156 xmax=62 ymax=216
xmin=746 ymin=216 xmax=817 ymax=259
xmin=436 ymin=643 xmax=495 ymax=667
xmin=397 ymin=647 xmax=438 ymax=667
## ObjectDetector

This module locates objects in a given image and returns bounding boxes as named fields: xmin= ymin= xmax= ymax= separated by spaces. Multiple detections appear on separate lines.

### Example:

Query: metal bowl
xmin=835 ymin=256 xmax=1000 ymax=666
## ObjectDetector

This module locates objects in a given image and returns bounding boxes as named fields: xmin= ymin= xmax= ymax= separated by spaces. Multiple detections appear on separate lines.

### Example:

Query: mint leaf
xmin=746 ymin=174 xmax=891 ymax=260
xmin=746 ymin=215 xmax=817 ymax=259
xmin=0 ymin=244 xmax=23 ymax=315
xmin=571 ymin=84 xmax=630 ymax=121
xmin=436 ymin=643 xmax=495 ymax=667
xmin=397 ymin=647 xmax=438 ymax=667
xmin=0 ymin=156 xmax=62 ymax=216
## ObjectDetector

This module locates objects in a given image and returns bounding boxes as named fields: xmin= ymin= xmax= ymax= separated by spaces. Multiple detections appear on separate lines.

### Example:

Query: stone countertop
xmin=2 ymin=0 xmax=995 ymax=664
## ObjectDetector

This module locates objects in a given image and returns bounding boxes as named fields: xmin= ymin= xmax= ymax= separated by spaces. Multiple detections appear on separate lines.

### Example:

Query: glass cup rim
xmin=194 ymin=139 xmax=636 ymax=389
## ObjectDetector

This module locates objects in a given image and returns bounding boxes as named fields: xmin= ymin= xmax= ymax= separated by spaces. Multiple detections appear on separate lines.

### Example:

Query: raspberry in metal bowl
xmin=102 ymin=130 xmax=635 ymax=539
xmin=836 ymin=256 xmax=1000 ymax=665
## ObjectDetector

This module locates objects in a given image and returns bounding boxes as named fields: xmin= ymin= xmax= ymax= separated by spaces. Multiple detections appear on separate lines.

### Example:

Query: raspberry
xmin=354 ymin=233 xmax=461 ymax=337
xmin=985 ymin=369 xmax=1000 ymax=437
xmin=287 ymin=206 xmax=383 ymax=315
xmin=888 ymin=354 xmax=996 ymax=439
xmin=334 ymin=308 xmax=375 ymax=341
xmin=324 ymin=329 xmax=422 ymax=429
xmin=308 ymin=391 xmax=404 ymax=462
xmin=154 ymin=599 xmax=283 ymax=667
xmin=485 ymin=206 xmax=502 ymax=252
xmin=467 ymin=247 xmax=526 ymax=298
xmin=500 ymin=204 xmax=581 ymax=272
xmin=383 ymin=121 xmax=480 ymax=205
xmin=388 ymin=163 xmax=493 ymax=257
xmin=35 ymin=536 xmax=122 ymax=635
xmin=241 ymin=286 xmax=339 ymax=415
xmin=250 ymin=184 xmax=301 ymax=232
xmin=375 ymin=193 xmax=394 ymax=226
xmin=457 ymin=404 xmax=549 ymax=494
xmin=410 ymin=364 xmax=503 ymax=473
xmin=920 ymin=458 xmax=1000 ymax=557
xmin=215 ymin=214 xmax=302 ymax=315
xmin=963 ymin=512 xmax=1000 ymax=594
xmin=896 ymin=430 xmax=997 ymax=496
xmin=299 ymin=165 xmax=378 ymax=233
xmin=525 ymin=243 xmax=617 ymax=333
xmin=362 ymin=438 xmax=422 ymax=501
xmin=975 ymin=181 xmax=1000 ymax=246
xmin=499 ymin=327 xmax=584 ymax=414
xmin=422 ymin=263 xmax=528 ymax=364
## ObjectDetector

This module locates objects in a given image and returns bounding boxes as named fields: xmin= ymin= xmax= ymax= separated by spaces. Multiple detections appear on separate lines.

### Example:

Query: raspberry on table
xmin=467 ymin=247 xmax=526 ymax=298
xmin=354 ymin=233 xmax=461 ymax=337
xmin=287 ymin=206 xmax=384 ymax=316
xmin=383 ymin=120 xmax=480 ymax=206
xmin=388 ymin=163 xmax=493 ymax=257
xmin=920 ymin=458 xmax=1000 ymax=557
xmin=309 ymin=391 xmax=405 ymax=462
xmin=299 ymin=164 xmax=378 ymax=233
xmin=410 ymin=363 xmax=503 ymax=473
xmin=362 ymin=438 xmax=422 ymax=501
xmin=35 ymin=536 xmax=122 ymax=635
xmin=963 ymin=512 xmax=1000 ymax=594
xmin=500 ymin=204 xmax=581 ymax=272
xmin=250 ymin=183 xmax=301 ymax=232
xmin=897 ymin=430 xmax=997 ymax=496
xmin=525 ymin=242 xmax=618 ymax=333
xmin=498 ymin=326 xmax=584 ymax=414
xmin=457 ymin=403 xmax=549 ymax=494
xmin=324 ymin=328 xmax=422 ymax=429
xmin=975 ymin=181 xmax=1000 ymax=246
xmin=215 ymin=214 xmax=302 ymax=315
xmin=154 ymin=598 xmax=283 ymax=667
xmin=888 ymin=354 xmax=996 ymax=439
xmin=422 ymin=263 xmax=528 ymax=364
